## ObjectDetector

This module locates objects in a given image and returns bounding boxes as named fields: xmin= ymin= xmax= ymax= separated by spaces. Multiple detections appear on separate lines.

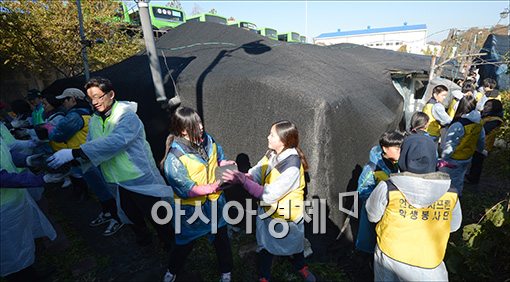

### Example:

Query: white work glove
xmin=481 ymin=149 xmax=488 ymax=157
xmin=43 ymin=172 xmax=70 ymax=183
xmin=47 ymin=149 xmax=74 ymax=169
xmin=26 ymin=153 xmax=44 ymax=167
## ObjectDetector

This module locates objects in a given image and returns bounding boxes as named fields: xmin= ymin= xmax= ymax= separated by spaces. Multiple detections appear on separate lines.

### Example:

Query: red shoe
xmin=259 ymin=278 xmax=269 ymax=282
xmin=298 ymin=266 xmax=316 ymax=282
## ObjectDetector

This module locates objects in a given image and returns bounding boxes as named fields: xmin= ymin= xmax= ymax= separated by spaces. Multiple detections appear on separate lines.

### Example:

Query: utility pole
xmin=436 ymin=28 xmax=457 ymax=77
xmin=136 ymin=0 xmax=180 ymax=109
xmin=76 ymin=0 xmax=90 ymax=81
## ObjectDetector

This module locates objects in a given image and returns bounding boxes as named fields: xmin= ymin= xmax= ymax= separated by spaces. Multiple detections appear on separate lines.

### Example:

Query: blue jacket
xmin=357 ymin=146 xmax=398 ymax=201
xmin=356 ymin=145 xmax=399 ymax=253
xmin=49 ymin=106 xmax=91 ymax=143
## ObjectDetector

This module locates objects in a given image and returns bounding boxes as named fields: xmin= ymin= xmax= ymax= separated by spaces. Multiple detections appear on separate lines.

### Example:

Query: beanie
xmin=398 ymin=134 xmax=437 ymax=174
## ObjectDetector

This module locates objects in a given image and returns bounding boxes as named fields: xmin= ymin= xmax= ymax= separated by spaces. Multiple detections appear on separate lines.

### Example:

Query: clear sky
xmin=137 ymin=1 xmax=509 ymax=42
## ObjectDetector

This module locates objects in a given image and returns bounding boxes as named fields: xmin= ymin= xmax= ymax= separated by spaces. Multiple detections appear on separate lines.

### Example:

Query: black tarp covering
xmin=42 ymin=22 xmax=426 ymax=234
xmin=330 ymin=43 xmax=432 ymax=75
xmin=476 ymin=34 xmax=509 ymax=90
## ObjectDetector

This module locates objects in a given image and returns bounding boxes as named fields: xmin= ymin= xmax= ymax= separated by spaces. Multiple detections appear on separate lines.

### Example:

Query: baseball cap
xmin=26 ymin=89 xmax=42 ymax=100
xmin=56 ymin=88 xmax=85 ymax=100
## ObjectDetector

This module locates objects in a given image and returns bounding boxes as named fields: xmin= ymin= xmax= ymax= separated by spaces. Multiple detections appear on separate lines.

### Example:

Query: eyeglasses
xmin=86 ymin=91 xmax=110 ymax=103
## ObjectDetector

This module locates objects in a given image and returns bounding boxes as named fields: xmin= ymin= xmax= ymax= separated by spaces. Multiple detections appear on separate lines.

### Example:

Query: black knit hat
xmin=26 ymin=89 xmax=42 ymax=100
xmin=398 ymin=134 xmax=437 ymax=174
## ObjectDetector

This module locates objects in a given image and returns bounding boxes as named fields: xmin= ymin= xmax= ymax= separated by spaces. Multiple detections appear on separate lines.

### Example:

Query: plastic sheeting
xmin=476 ymin=34 xmax=509 ymax=90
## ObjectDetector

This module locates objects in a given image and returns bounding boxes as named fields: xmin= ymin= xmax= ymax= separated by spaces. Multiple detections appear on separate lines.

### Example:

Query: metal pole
xmin=76 ymin=0 xmax=90 ymax=81
xmin=137 ymin=0 xmax=180 ymax=108
xmin=429 ymin=55 xmax=436 ymax=81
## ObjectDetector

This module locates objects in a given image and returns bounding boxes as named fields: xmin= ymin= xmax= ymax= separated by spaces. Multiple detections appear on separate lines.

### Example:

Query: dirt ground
xmin=32 ymin=153 xmax=509 ymax=281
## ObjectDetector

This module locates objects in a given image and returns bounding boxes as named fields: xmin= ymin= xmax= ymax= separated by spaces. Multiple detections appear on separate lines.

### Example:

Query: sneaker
xmin=89 ymin=212 xmax=112 ymax=227
xmin=103 ymin=219 xmax=124 ymax=236
xmin=163 ymin=270 xmax=176 ymax=282
xmin=298 ymin=266 xmax=316 ymax=282
xmin=220 ymin=272 xmax=231 ymax=282
xmin=259 ymin=278 xmax=269 ymax=282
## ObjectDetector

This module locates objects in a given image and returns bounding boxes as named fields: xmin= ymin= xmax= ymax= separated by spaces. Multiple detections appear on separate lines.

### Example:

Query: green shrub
xmin=497 ymin=90 xmax=510 ymax=146
xmin=446 ymin=196 xmax=510 ymax=281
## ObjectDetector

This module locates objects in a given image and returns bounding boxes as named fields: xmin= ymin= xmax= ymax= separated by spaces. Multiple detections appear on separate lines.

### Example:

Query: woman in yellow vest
xmin=447 ymin=82 xmax=475 ymax=118
xmin=440 ymin=95 xmax=485 ymax=196
xmin=476 ymin=78 xmax=501 ymax=112
xmin=366 ymin=133 xmax=462 ymax=281
xmin=466 ymin=99 xmax=504 ymax=184
xmin=162 ymin=107 xmax=234 ymax=282
xmin=422 ymin=85 xmax=452 ymax=142
xmin=223 ymin=120 xmax=316 ymax=282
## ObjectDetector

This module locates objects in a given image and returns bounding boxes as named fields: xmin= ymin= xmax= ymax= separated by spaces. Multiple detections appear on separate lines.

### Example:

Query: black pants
xmin=101 ymin=198 xmax=121 ymax=222
xmin=4 ymin=266 xmax=37 ymax=282
xmin=168 ymin=225 xmax=233 ymax=275
xmin=258 ymin=249 xmax=306 ymax=280
xmin=466 ymin=151 xmax=485 ymax=184
xmin=118 ymin=186 xmax=172 ymax=247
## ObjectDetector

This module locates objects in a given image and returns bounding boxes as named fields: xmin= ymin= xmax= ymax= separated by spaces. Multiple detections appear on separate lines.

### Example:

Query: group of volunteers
xmin=355 ymin=73 xmax=504 ymax=280
xmin=1 ymin=77 xmax=316 ymax=282
xmin=1 ymin=71 xmax=504 ymax=281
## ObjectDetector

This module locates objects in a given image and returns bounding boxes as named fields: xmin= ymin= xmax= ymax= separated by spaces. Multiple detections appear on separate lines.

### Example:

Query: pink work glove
xmin=437 ymin=159 xmax=457 ymax=169
xmin=219 ymin=160 xmax=236 ymax=167
xmin=222 ymin=169 xmax=264 ymax=199
xmin=188 ymin=181 xmax=220 ymax=197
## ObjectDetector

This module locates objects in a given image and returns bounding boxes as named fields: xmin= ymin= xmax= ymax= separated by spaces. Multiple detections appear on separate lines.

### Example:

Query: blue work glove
xmin=47 ymin=149 xmax=74 ymax=169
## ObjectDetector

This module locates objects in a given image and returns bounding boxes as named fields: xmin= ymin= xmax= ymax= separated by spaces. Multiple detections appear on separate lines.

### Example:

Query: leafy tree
xmin=166 ymin=0 xmax=182 ymax=10
xmin=0 ymin=0 xmax=143 ymax=78
xmin=208 ymin=8 xmax=217 ymax=15
xmin=439 ymin=25 xmax=508 ymax=67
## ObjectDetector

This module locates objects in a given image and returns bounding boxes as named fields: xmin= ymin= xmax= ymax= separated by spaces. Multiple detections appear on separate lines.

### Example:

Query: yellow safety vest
xmin=447 ymin=98 xmax=459 ymax=118
xmin=451 ymin=118 xmax=483 ymax=160
xmin=422 ymin=99 xmax=441 ymax=137
xmin=170 ymin=137 xmax=222 ymax=206
xmin=88 ymin=101 xmax=143 ymax=183
xmin=50 ymin=115 xmax=90 ymax=151
xmin=476 ymin=91 xmax=501 ymax=102
xmin=260 ymin=153 xmax=305 ymax=222
xmin=376 ymin=180 xmax=458 ymax=268
xmin=482 ymin=116 xmax=504 ymax=152
xmin=0 ymin=138 xmax=25 ymax=206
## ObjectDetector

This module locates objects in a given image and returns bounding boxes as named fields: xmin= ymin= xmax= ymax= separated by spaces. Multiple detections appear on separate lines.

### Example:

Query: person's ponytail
xmin=295 ymin=146 xmax=309 ymax=171
xmin=160 ymin=134 xmax=175 ymax=170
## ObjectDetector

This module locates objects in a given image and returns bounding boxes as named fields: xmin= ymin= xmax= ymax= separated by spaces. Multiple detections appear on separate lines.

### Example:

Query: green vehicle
xmin=149 ymin=5 xmax=186 ymax=30
xmin=278 ymin=32 xmax=300 ymax=43
xmin=113 ymin=2 xmax=132 ymax=24
xmin=228 ymin=21 xmax=258 ymax=33
xmin=186 ymin=13 xmax=228 ymax=25
xmin=300 ymin=35 xmax=307 ymax=43
xmin=258 ymin=27 xmax=278 ymax=40
xmin=114 ymin=2 xmax=185 ymax=37
xmin=114 ymin=2 xmax=184 ymax=29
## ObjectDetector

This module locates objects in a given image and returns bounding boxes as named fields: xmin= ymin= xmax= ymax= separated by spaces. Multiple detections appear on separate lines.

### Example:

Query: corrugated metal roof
xmin=316 ymin=24 xmax=427 ymax=39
